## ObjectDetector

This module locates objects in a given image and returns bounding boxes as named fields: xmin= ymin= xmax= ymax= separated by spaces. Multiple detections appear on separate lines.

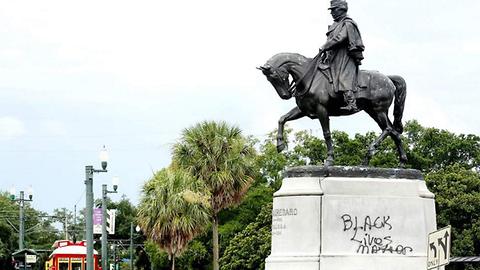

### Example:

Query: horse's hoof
xmin=324 ymin=158 xmax=334 ymax=167
xmin=277 ymin=143 xmax=286 ymax=152
xmin=362 ymin=158 xmax=370 ymax=167
xmin=399 ymin=156 xmax=408 ymax=168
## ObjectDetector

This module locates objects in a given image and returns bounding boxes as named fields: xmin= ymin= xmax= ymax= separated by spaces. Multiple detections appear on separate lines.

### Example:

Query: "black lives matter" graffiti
xmin=340 ymin=214 xmax=413 ymax=255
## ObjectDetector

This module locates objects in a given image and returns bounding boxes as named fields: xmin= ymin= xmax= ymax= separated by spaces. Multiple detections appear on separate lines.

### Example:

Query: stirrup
xmin=340 ymin=103 xmax=358 ymax=111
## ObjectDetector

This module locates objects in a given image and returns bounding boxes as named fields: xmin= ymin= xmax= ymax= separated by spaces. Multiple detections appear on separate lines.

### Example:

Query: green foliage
xmin=426 ymin=165 xmax=480 ymax=259
xmin=137 ymin=167 xmax=210 ymax=265
xmin=0 ymin=193 xmax=18 ymax=270
xmin=175 ymin=239 xmax=209 ymax=270
xmin=292 ymin=130 xmax=327 ymax=165
xmin=218 ymin=184 xmax=273 ymax=251
xmin=145 ymin=238 xmax=210 ymax=270
xmin=145 ymin=240 xmax=170 ymax=270
xmin=404 ymin=120 xmax=480 ymax=172
xmin=142 ymin=121 xmax=480 ymax=269
xmin=109 ymin=195 xmax=138 ymax=239
xmin=0 ymin=192 xmax=59 ymax=270
xmin=173 ymin=120 xmax=257 ymax=214
xmin=255 ymin=129 xmax=308 ymax=189
xmin=52 ymin=207 xmax=84 ymax=241
xmin=172 ymin=121 xmax=257 ymax=270
xmin=220 ymin=203 xmax=272 ymax=270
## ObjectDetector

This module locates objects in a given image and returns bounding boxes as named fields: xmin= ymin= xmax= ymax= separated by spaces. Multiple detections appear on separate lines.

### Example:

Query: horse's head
xmin=258 ymin=56 xmax=293 ymax=100
xmin=258 ymin=53 xmax=309 ymax=100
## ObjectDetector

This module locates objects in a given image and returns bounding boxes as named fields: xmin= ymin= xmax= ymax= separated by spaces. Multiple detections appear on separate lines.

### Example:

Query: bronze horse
xmin=258 ymin=53 xmax=408 ymax=166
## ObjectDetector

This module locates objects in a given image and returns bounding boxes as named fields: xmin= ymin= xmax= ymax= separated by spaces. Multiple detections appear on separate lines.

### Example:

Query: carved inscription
xmin=272 ymin=208 xmax=298 ymax=216
xmin=341 ymin=214 xmax=413 ymax=255
xmin=272 ymin=208 xmax=298 ymax=235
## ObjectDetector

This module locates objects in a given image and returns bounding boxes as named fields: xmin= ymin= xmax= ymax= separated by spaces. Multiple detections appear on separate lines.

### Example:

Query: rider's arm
xmin=320 ymin=24 xmax=348 ymax=51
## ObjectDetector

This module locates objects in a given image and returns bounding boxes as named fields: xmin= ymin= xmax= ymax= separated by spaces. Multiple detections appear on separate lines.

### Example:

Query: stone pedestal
xmin=265 ymin=166 xmax=440 ymax=270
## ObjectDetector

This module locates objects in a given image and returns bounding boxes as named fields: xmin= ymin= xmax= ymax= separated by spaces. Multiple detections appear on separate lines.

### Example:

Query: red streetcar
xmin=45 ymin=240 xmax=101 ymax=270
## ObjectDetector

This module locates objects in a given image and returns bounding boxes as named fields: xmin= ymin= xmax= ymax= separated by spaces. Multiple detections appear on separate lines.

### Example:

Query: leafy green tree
xmin=175 ymin=239 xmax=209 ymax=269
xmin=291 ymin=130 xmax=327 ymax=165
xmin=144 ymin=240 xmax=170 ymax=270
xmin=218 ymin=183 xmax=273 ymax=254
xmin=0 ymin=192 xmax=59 ymax=270
xmin=221 ymin=122 xmax=480 ymax=270
xmin=426 ymin=165 xmax=480 ymax=269
xmin=404 ymin=120 xmax=480 ymax=172
xmin=220 ymin=203 xmax=272 ymax=270
xmin=107 ymin=195 xmax=137 ymax=239
xmin=24 ymin=209 xmax=58 ymax=250
xmin=172 ymin=121 xmax=256 ymax=270
xmin=0 ymin=193 xmax=18 ymax=270
xmin=137 ymin=168 xmax=210 ymax=270
xmin=52 ymin=208 xmax=76 ymax=240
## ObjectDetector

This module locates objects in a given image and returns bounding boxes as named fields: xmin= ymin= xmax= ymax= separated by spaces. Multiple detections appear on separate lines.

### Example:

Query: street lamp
xmin=101 ymin=177 xmax=119 ymax=270
xmin=85 ymin=146 xmax=109 ymax=270
xmin=111 ymin=244 xmax=117 ymax=270
xmin=130 ymin=224 xmax=142 ymax=270
xmin=10 ymin=185 xmax=34 ymax=250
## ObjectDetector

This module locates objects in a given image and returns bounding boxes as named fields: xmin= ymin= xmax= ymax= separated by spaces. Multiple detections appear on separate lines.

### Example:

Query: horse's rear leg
xmin=277 ymin=106 xmax=305 ymax=152
xmin=388 ymin=125 xmax=408 ymax=167
xmin=364 ymin=111 xmax=391 ymax=166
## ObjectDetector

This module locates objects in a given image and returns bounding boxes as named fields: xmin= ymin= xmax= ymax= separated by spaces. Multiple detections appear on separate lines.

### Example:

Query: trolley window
xmin=59 ymin=262 xmax=69 ymax=270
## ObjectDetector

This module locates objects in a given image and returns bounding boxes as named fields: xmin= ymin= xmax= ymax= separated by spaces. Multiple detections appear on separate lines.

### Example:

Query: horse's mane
xmin=266 ymin=53 xmax=310 ymax=68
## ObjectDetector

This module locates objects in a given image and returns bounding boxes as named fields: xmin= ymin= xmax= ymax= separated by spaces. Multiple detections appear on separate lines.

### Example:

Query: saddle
xmin=317 ymin=65 xmax=373 ymax=99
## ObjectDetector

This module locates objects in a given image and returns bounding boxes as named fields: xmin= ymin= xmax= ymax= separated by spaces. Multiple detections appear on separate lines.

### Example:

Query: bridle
xmin=273 ymin=53 xmax=323 ymax=98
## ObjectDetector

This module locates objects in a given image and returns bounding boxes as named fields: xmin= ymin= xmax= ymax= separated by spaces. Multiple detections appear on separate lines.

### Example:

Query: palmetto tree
xmin=137 ymin=168 xmax=210 ymax=270
xmin=172 ymin=121 xmax=256 ymax=270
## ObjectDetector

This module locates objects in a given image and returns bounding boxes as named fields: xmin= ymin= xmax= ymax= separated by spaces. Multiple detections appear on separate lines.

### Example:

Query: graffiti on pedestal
xmin=340 ymin=213 xmax=413 ymax=255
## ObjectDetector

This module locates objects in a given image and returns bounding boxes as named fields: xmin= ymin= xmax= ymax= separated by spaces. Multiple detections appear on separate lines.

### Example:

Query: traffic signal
xmin=106 ymin=209 xmax=117 ymax=234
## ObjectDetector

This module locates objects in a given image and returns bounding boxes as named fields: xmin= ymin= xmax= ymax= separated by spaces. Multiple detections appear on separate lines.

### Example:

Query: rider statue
xmin=319 ymin=0 xmax=365 ymax=111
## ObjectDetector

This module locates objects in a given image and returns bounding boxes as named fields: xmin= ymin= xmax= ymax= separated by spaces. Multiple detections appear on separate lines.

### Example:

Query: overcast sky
xmin=0 ymin=0 xmax=479 ymax=218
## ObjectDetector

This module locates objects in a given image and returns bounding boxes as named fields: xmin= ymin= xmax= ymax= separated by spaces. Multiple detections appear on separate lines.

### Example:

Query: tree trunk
xmin=171 ymin=256 xmax=175 ymax=270
xmin=212 ymin=214 xmax=220 ymax=270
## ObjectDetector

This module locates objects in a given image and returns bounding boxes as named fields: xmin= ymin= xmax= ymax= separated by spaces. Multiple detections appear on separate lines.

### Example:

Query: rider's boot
xmin=340 ymin=90 xmax=358 ymax=111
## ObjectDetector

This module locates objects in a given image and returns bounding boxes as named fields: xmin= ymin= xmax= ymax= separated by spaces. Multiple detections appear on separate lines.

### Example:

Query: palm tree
xmin=172 ymin=121 xmax=256 ymax=270
xmin=137 ymin=167 xmax=210 ymax=270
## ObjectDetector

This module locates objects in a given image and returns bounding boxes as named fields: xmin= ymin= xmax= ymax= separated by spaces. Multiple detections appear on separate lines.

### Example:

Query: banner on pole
xmin=93 ymin=208 xmax=102 ymax=234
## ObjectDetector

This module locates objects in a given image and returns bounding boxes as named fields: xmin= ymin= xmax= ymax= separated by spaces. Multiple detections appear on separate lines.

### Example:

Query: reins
xmin=286 ymin=52 xmax=324 ymax=97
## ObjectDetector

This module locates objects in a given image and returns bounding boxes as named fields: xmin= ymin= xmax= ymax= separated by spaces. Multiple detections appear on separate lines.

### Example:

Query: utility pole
xmin=112 ymin=244 xmax=117 ymax=270
xmin=85 ymin=165 xmax=95 ymax=270
xmin=65 ymin=215 xmax=69 ymax=240
xmin=73 ymin=205 xmax=77 ymax=242
xmin=130 ymin=223 xmax=134 ymax=270
xmin=19 ymin=191 xmax=25 ymax=250
xmin=10 ymin=189 xmax=33 ymax=250
xmin=102 ymin=181 xmax=118 ymax=270
xmin=85 ymin=146 xmax=109 ymax=270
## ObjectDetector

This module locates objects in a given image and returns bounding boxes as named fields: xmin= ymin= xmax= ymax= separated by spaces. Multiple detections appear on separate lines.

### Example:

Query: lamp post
xmin=102 ymin=177 xmax=119 ymax=270
xmin=130 ymin=223 xmax=141 ymax=270
xmin=9 ymin=186 xmax=34 ymax=250
xmin=85 ymin=146 xmax=109 ymax=270
xmin=111 ymin=244 xmax=117 ymax=270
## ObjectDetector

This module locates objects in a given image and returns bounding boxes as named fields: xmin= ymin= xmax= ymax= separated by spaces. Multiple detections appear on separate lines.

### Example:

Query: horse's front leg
xmin=277 ymin=106 xmax=305 ymax=152
xmin=317 ymin=105 xmax=334 ymax=166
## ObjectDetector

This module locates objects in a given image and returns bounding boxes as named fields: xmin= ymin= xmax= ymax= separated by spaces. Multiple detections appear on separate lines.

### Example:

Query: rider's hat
xmin=328 ymin=0 xmax=348 ymax=10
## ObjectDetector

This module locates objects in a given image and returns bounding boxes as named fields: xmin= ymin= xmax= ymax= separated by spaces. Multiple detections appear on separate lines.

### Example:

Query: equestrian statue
xmin=258 ymin=0 xmax=408 ymax=166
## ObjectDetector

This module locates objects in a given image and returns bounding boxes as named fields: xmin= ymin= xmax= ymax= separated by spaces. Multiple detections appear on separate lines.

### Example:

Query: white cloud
xmin=0 ymin=117 xmax=26 ymax=140
xmin=41 ymin=120 xmax=68 ymax=137
xmin=404 ymin=92 xmax=460 ymax=133
xmin=462 ymin=40 xmax=480 ymax=55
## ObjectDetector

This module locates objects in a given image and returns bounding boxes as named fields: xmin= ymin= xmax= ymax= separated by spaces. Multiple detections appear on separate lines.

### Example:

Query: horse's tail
xmin=388 ymin=75 xmax=407 ymax=134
